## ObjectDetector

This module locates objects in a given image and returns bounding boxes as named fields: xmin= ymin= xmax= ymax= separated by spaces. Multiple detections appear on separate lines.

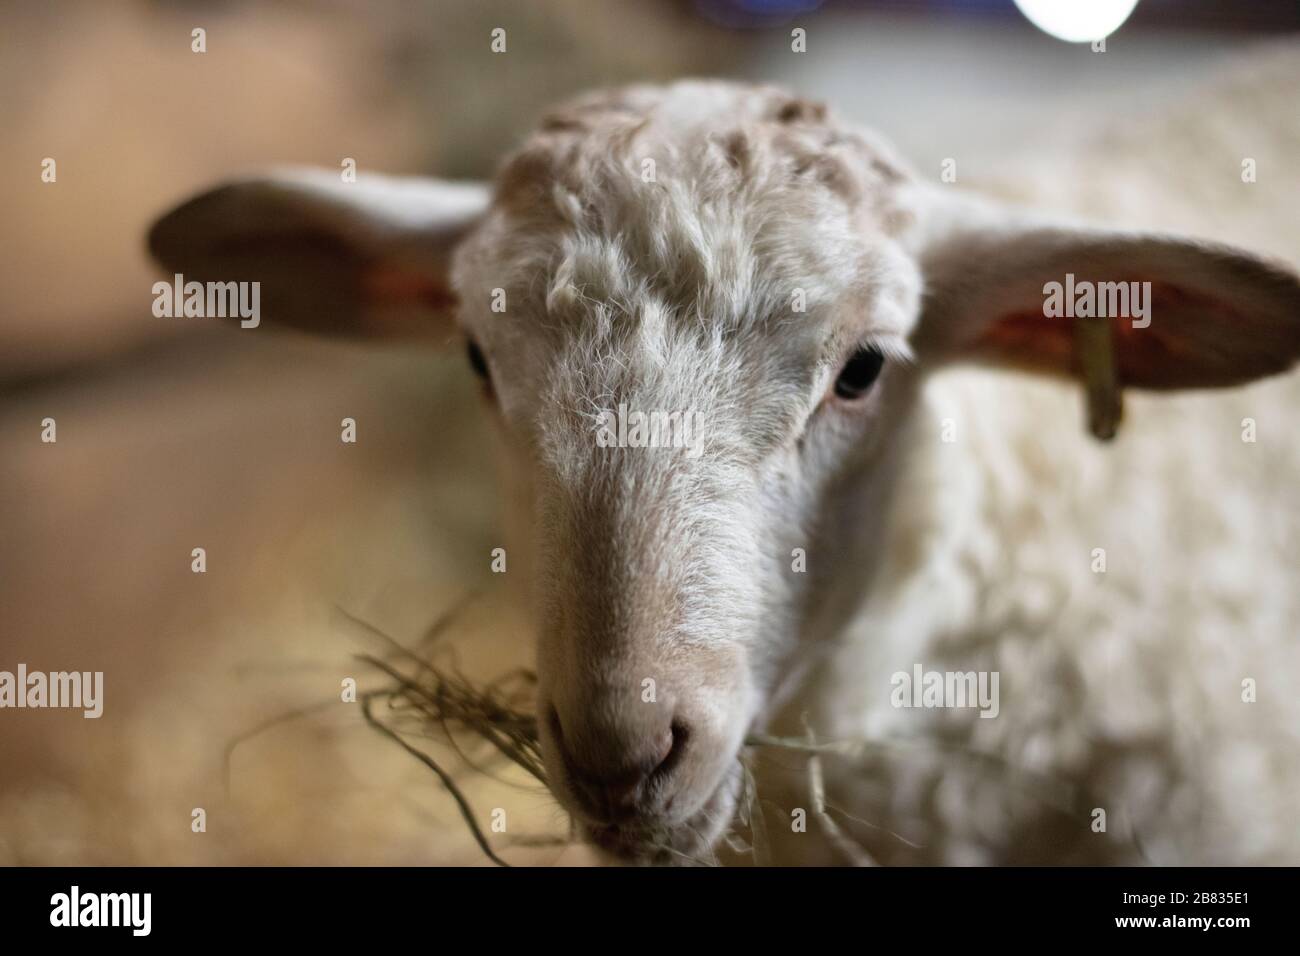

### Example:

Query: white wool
xmin=811 ymin=371 xmax=1300 ymax=863
xmin=805 ymin=45 xmax=1300 ymax=865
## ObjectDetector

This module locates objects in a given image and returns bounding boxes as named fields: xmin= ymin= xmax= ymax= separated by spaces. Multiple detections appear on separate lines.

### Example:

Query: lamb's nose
xmin=549 ymin=705 xmax=685 ymax=822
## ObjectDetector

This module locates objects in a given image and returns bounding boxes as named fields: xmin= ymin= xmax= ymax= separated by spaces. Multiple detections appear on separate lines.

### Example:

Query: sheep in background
xmin=149 ymin=73 xmax=1300 ymax=865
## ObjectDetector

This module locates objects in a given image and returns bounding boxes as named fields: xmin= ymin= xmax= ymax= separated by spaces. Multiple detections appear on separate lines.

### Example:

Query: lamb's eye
xmin=833 ymin=345 xmax=886 ymax=400
xmin=466 ymin=340 xmax=490 ymax=381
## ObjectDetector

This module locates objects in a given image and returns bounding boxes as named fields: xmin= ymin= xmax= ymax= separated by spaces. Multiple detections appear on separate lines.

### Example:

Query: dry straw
xmin=227 ymin=596 xmax=1106 ymax=866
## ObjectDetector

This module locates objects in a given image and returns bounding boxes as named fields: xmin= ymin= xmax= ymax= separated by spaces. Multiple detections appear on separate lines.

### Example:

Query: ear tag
xmin=1074 ymin=314 xmax=1123 ymax=441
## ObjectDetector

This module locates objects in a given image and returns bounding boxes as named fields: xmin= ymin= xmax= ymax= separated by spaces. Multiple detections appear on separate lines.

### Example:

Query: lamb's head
xmin=149 ymin=79 xmax=1300 ymax=864
xmin=450 ymin=82 xmax=929 ymax=862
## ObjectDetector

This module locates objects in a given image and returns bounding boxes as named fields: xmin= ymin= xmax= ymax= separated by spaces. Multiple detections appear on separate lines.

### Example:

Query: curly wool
xmin=807 ymin=45 xmax=1300 ymax=865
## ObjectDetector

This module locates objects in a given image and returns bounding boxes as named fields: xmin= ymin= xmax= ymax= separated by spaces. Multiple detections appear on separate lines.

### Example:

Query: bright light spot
xmin=1012 ymin=0 xmax=1140 ymax=43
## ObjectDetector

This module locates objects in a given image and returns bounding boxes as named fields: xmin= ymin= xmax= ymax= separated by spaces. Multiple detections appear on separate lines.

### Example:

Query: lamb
xmin=148 ymin=79 xmax=1300 ymax=865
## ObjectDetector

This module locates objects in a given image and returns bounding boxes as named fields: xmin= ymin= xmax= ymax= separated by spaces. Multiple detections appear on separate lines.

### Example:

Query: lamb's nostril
xmin=651 ymin=721 xmax=688 ymax=780
xmin=547 ymin=704 xmax=690 ymax=822
xmin=592 ymin=721 xmax=689 ymax=818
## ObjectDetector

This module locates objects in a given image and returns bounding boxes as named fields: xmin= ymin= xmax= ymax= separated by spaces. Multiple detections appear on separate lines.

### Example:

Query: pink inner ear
xmin=1112 ymin=281 xmax=1207 ymax=385
xmin=974 ymin=279 xmax=1271 ymax=389
xmin=352 ymin=264 xmax=461 ymax=340
xmin=362 ymin=264 xmax=458 ymax=311
xmin=971 ymin=308 xmax=1073 ymax=376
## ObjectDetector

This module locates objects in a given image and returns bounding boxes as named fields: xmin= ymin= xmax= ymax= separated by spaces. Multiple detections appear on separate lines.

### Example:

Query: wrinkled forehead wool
xmin=458 ymin=81 xmax=917 ymax=345
xmin=451 ymin=82 xmax=924 ymax=473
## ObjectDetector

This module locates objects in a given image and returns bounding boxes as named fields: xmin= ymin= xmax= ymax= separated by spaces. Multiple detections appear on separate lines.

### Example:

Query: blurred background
xmin=1 ymin=0 xmax=1297 ymax=864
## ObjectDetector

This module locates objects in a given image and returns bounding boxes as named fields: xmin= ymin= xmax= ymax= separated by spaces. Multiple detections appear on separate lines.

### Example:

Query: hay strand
xmin=224 ymin=600 xmax=1117 ymax=866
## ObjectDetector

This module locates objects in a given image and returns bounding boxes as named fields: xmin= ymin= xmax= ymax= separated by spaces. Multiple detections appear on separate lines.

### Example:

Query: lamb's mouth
xmin=580 ymin=767 xmax=742 ymax=866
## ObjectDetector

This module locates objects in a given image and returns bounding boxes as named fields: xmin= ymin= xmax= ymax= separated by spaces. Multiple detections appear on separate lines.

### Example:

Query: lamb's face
xmin=452 ymin=82 xmax=924 ymax=862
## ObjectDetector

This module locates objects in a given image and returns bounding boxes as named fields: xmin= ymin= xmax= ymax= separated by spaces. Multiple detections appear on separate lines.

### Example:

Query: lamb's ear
xmin=910 ymin=189 xmax=1300 ymax=392
xmin=148 ymin=167 xmax=490 ymax=340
